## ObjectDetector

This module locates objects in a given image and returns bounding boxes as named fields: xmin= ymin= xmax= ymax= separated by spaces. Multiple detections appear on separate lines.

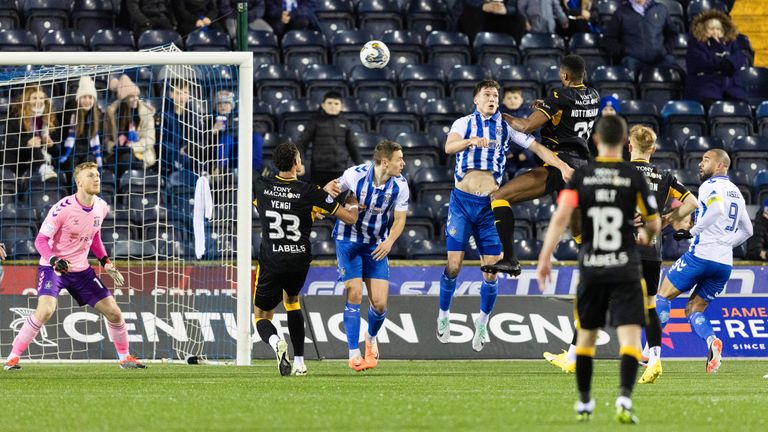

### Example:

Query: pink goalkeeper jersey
xmin=38 ymin=195 xmax=109 ymax=272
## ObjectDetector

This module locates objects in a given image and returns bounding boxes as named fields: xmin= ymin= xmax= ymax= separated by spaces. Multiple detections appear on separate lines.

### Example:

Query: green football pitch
xmin=2 ymin=360 xmax=767 ymax=431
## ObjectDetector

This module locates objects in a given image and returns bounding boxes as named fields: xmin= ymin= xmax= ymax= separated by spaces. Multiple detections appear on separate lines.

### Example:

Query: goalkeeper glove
xmin=50 ymin=256 xmax=70 ymax=274
xmin=99 ymin=256 xmax=125 ymax=287
xmin=673 ymin=229 xmax=693 ymax=241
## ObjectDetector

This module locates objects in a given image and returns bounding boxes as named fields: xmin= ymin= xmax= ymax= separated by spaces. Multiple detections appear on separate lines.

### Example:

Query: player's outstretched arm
xmin=334 ymin=204 xmax=359 ymax=225
xmin=690 ymin=195 xmax=725 ymax=237
xmin=445 ymin=133 xmax=488 ymax=155
xmin=664 ymin=193 xmax=698 ymax=226
xmin=528 ymin=141 xmax=574 ymax=181
xmin=502 ymin=111 xmax=548 ymax=134
xmin=536 ymin=194 xmax=575 ymax=291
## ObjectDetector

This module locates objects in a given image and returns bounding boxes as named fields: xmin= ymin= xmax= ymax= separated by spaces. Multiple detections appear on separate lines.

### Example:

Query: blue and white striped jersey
xmin=448 ymin=110 xmax=535 ymax=185
xmin=333 ymin=163 xmax=410 ymax=244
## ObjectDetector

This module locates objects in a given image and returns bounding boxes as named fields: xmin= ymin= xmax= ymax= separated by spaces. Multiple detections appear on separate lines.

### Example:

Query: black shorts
xmin=253 ymin=263 xmax=310 ymax=311
xmin=544 ymin=152 xmax=589 ymax=195
xmin=576 ymin=279 xmax=647 ymax=329
xmin=641 ymin=260 xmax=661 ymax=297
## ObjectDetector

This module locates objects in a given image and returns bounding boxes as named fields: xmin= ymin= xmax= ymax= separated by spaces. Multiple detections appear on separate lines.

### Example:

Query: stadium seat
xmin=757 ymin=101 xmax=768 ymax=137
xmin=404 ymin=204 xmax=437 ymax=237
xmin=247 ymin=30 xmax=279 ymax=65
xmin=620 ymin=100 xmax=660 ymax=133
xmin=708 ymin=101 xmax=754 ymax=146
xmin=660 ymin=100 xmax=707 ymax=146
xmin=668 ymin=168 xmax=701 ymax=195
xmin=0 ymin=0 xmax=20 ymax=29
xmin=352 ymin=132 xmax=384 ymax=159
xmin=137 ymin=29 xmax=183 ymax=49
xmin=40 ymin=29 xmax=88 ymax=51
xmin=396 ymin=131 xmax=440 ymax=170
xmin=597 ymin=0 xmax=620 ymax=26
xmin=89 ymin=28 xmax=134 ymax=51
xmin=424 ymin=31 xmax=470 ymax=72
xmin=512 ymin=206 xmax=534 ymax=240
xmin=406 ymin=0 xmax=450 ymax=39
xmin=739 ymin=66 xmax=768 ymax=106
xmin=357 ymin=0 xmax=403 ymax=37
xmin=519 ymin=33 xmax=565 ymax=73
xmin=311 ymin=240 xmax=337 ymax=260
xmin=185 ymin=29 xmax=231 ymax=51
xmin=755 ymin=169 xmax=768 ymax=204
xmin=514 ymin=239 xmax=541 ymax=261
xmin=275 ymin=98 xmax=316 ymax=144
xmin=638 ymin=67 xmax=683 ymax=110
xmin=71 ymin=0 xmax=115 ymax=40
xmin=120 ymin=169 xmax=160 ymax=194
xmin=381 ymin=30 xmax=424 ymax=73
xmin=591 ymin=66 xmax=636 ymax=101
xmin=730 ymin=171 xmax=753 ymax=204
xmin=496 ymin=65 xmax=542 ymax=102
xmin=568 ymin=32 xmax=609 ymax=74
xmin=253 ymin=100 xmax=276 ymax=133
xmin=282 ymin=30 xmax=328 ymax=73
xmin=731 ymin=136 xmax=768 ymax=180
xmin=421 ymin=98 xmax=462 ymax=140
xmin=403 ymin=223 xmax=434 ymax=242
xmin=554 ymin=239 xmax=579 ymax=261
xmin=399 ymin=64 xmax=445 ymax=103
xmin=534 ymin=203 xmax=557 ymax=239
xmin=0 ymin=29 xmax=38 ymax=51
xmin=254 ymin=64 xmax=301 ymax=106
xmin=656 ymin=0 xmax=685 ymax=32
xmin=373 ymin=97 xmax=419 ymax=138
xmin=687 ymin=0 xmax=728 ymax=23
xmin=652 ymin=136 xmax=681 ymax=170
xmin=112 ymin=240 xmax=155 ymax=259
xmin=349 ymin=65 xmax=398 ymax=110
xmin=330 ymin=30 xmax=373 ymax=74
xmin=669 ymin=33 xmax=688 ymax=70
xmin=10 ymin=239 xmax=37 ymax=259
xmin=542 ymin=65 xmax=563 ymax=96
xmin=335 ymin=97 xmax=370 ymax=133
xmin=407 ymin=239 xmax=447 ymax=259
xmin=24 ymin=0 xmax=69 ymax=38
xmin=447 ymin=65 xmax=491 ymax=111
xmin=316 ymin=0 xmax=355 ymax=38
xmin=682 ymin=136 xmax=726 ymax=170
xmin=473 ymin=32 xmax=520 ymax=72
xmin=0 ymin=225 xmax=35 ymax=244
xmin=303 ymin=64 xmax=349 ymax=103
xmin=310 ymin=223 xmax=334 ymax=242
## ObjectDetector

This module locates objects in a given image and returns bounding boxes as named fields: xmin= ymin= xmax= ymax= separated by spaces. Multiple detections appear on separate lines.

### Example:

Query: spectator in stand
xmin=746 ymin=199 xmax=768 ymax=261
xmin=104 ymin=75 xmax=157 ymax=177
xmin=599 ymin=94 xmax=621 ymax=117
xmin=500 ymin=87 xmax=537 ymax=175
xmin=220 ymin=0 xmax=273 ymax=39
xmin=662 ymin=201 xmax=693 ymax=260
xmin=296 ymin=91 xmax=362 ymax=187
xmin=58 ymin=76 xmax=104 ymax=181
xmin=2 ymin=86 xmax=59 ymax=181
xmin=685 ymin=9 xmax=748 ymax=109
xmin=211 ymin=89 xmax=238 ymax=173
xmin=454 ymin=0 xmax=526 ymax=42
xmin=601 ymin=0 xmax=679 ymax=75
xmin=175 ymin=0 xmax=223 ymax=35
xmin=264 ymin=0 xmax=319 ymax=37
xmin=518 ymin=0 xmax=568 ymax=34
xmin=127 ymin=0 xmax=177 ymax=35
xmin=160 ymin=79 xmax=201 ymax=177
xmin=560 ymin=0 xmax=593 ymax=36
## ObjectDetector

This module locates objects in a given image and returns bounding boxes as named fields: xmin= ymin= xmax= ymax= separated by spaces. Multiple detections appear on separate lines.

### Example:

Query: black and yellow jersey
xmin=537 ymin=84 xmax=600 ymax=158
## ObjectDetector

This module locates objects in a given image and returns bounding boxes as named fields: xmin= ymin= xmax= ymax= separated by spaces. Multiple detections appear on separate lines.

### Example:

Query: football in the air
xmin=359 ymin=40 xmax=390 ymax=69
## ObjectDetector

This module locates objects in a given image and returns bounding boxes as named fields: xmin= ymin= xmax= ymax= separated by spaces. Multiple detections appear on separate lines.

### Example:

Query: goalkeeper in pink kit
xmin=4 ymin=162 xmax=145 ymax=370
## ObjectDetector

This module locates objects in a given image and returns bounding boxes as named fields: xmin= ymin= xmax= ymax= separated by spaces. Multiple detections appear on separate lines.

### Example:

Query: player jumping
xmin=537 ymin=116 xmax=660 ymax=424
xmin=4 ymin=162 xmax=144 ymax=370
xmin=253 ymin=142 xmax=358 ymax=376
xmin=655 ymin=149 xmax=753 ymax=374
xmin=483 ymin=55 xmax=600 ymax=276
xmin=332 ymin=140 xmax=408 ymax=372
xmin=436 ymin=79 xmax=573 ymax=351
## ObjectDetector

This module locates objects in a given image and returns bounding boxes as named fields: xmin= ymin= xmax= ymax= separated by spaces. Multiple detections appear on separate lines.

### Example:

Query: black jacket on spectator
xmin=175 ymin=0 xmax=221 ymax=35
xmin=127 ymin=0 xmax=177 ymax=34
xmin=746 ymin=210 xmax=768 ymax=260
xmin=601 ymin=1 xmax=677 ymax=64
xmin=296 ymin=112 xmax=361 ymax=178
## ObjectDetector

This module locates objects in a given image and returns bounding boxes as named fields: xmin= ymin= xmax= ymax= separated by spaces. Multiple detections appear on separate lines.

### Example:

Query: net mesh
xmin=0 ymin=45 xmax=244 ymax=362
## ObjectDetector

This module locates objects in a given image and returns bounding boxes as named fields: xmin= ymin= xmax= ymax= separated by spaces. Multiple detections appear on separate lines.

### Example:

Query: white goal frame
xmin=2 ymin=52 xmax=254 ymax=366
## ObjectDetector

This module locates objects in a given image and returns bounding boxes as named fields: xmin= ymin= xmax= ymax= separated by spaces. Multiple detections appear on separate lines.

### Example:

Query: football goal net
xmin=0 ymin=46 xmax=254 ymax=366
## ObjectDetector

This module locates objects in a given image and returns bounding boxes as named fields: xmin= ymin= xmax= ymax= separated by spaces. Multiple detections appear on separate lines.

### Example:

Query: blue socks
xmin=439 ymin=271 xmax=457 ymax=312
xmin=343 ymin=303 xmax=361 ymax=350
xmin=689 ymin=311 xmax=715 ymax=343
xmin=367 ymin=307 xmax=387 ymax=338
xmin=656 ymin=295 xmax=671 ymax=330
xmin=480 ymin=279 xmax=498 ymax=314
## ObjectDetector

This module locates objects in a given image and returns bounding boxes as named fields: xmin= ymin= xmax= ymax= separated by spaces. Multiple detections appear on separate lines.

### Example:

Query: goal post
xmin=0 ymin=51 xmax=254 ymax=366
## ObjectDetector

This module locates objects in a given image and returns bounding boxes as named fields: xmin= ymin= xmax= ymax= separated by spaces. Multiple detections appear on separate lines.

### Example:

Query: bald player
xmin=655 ymin=149 xmax=753 ymax=374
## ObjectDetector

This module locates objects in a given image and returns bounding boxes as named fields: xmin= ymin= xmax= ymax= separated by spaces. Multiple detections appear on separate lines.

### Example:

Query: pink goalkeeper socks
xmin=10 ymin=315 xmax=43 ymax=358
xmin=106 ymin=320 xmax=129 ymax=360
